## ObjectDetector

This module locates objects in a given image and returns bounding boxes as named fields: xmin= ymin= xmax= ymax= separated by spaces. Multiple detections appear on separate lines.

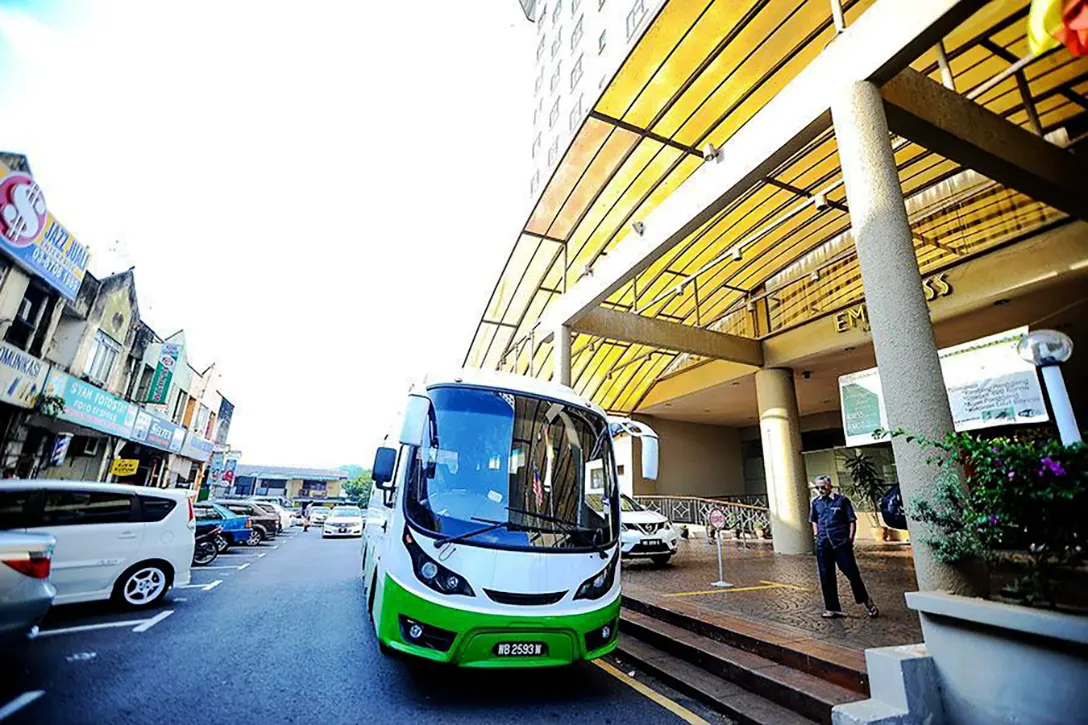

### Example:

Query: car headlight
xmin=402 ymin=528 xmax=474 ymax=597
xmin=621 ymin=523 xmax=635 ymax=531
xmin=574 ymin=553 xmax=618 ymax=601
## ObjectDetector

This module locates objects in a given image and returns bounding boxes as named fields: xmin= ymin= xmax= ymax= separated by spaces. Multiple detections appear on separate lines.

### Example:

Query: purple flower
xmin=1008 ymin=471 xmax=1016 ymax=480
xmin=988 ymin=515 xmax=999 ymax=525
xmin=991 ymin=447 xmax=1000 ymax=454
xmin=1039 ymin=457 xmax=1066 ymax=477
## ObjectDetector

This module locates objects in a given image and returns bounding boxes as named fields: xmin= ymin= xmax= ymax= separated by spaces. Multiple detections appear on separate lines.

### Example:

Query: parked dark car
xmin=213 ymin=501 xmax=279 ymax=545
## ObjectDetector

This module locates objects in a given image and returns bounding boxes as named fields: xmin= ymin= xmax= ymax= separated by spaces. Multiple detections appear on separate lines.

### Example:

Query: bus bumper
xmin=378 ymin=576 xmax=620 ymax=668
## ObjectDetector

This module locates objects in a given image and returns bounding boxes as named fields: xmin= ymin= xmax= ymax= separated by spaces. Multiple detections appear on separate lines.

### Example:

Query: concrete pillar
xmin=832 ymin=81 xmax=981 ymax=595
xmin=754 ymin=368 xmax=813 ymax=555
xmin=554 ymin=325 xmax=572 ymax=387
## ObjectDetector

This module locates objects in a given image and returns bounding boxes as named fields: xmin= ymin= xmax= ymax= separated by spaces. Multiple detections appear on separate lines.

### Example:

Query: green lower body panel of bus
xmin=378 ymin=575 xmax=620 ymax=667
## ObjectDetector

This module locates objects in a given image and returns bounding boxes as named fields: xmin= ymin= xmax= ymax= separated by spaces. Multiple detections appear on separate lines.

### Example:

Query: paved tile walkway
xmin=621 ymin=538 xmax=923 ymax=654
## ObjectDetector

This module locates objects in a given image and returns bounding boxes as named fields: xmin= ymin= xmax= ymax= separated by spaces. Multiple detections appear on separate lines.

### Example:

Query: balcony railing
xmin=634 ymin=494 xmax=771 ymax=538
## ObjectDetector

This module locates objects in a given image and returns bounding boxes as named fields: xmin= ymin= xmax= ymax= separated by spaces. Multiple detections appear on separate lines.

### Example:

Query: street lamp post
xmin=1017 ymin=329 xmax=1082 ymax=446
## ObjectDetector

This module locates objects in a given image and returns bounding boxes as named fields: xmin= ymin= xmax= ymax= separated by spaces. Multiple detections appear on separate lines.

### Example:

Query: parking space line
xmin=664 ymin=583 xmax=792 ymax=598
xmin=238 ymin=562 xmax=250 ymax=570
xmin=217 ymin=552 xmax=261 ymax=557
xmin=177 ymin=579 xmax=222 ymax=591
xmin=133 ymin=610 xmax=173 ymax=632
xmin=199 ymin=564 xmax=249 ymax=570
xmin=0 ymin=691 xmax=44 ymax=721
xmin=256 ymin=553 xmax=267 ymax=558
xmin=594 ymin=661 xmax=709 ymax=724
xmin=36 ymin=620 xmax=145 ymax=638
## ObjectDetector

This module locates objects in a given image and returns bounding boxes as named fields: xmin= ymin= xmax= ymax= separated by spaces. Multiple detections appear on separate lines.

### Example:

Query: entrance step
xmin=620 ymin=609 xmax=863 ymax=725
xmin=622 ymin=592 xmax=869 ymax=694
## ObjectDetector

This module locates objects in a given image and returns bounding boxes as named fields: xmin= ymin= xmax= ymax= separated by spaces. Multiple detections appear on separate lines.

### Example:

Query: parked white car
xmin=0 ymin=481 xmax=194 ymax=609
xmin=588 ymin=493 xmax=678 ymax=566
xmin=310 ymin=507 xmax=330 ymax=525
xmin=249 ymin=499 xmax=293 ymax=530
xmin=322 ymin=506 xmax=364 ymax=538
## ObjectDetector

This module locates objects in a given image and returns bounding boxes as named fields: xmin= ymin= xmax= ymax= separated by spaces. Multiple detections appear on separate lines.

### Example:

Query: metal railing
xmin=634 ymin=494 xmax=771 ymax=537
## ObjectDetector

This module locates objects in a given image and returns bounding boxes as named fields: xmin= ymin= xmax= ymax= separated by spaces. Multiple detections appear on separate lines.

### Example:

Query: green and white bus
xmin=362 ymin=369 xmax=658 ymax=667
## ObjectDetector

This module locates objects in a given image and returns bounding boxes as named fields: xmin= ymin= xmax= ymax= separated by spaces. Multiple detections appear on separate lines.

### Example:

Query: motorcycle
xmin=193 ymin=523 xmax=222 ymax=566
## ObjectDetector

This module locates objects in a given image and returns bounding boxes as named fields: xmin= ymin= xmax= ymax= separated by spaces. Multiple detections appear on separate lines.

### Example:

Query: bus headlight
xmin=574 ymin=554 xmax=618 ymax=601
xmin=403 ymin=528 xmax=475 ymax=597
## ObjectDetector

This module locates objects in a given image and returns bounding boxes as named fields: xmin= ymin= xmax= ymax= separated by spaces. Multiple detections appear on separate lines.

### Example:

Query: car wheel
xmin=650 ymin=554 xmax=672 ymax=567
xmin=113 ymin=562 xmax=172 ymax=609
xmin=246 ymin=528 xmax=264 ymax=546
xmin=215 ymin=534 xmax=230 ymax=553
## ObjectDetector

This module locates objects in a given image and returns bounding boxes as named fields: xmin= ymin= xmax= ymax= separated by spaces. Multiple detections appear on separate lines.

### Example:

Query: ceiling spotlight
xmin=671 ymin=284 xmax=686 ymax=298
xmin=809 ymin=270 xmax=820 ymax=282
xmin=731 ymin=247 xmax=743 ymax=262
xmin=632 ymin=221 xmax=645 ymax=236
xmin=813 ymin=192 xmax=830 ymax=211
xmin=702 ymin=143 xmax=720 ymax=161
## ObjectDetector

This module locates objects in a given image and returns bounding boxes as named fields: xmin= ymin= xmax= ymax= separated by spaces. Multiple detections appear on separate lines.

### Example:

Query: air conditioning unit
xmin=16 ymin=298 xmax=33 ymax=322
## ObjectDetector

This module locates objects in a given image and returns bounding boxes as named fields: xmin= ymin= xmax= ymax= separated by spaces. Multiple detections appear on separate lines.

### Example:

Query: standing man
xmin=809 ymin=475 xmax=879 ymax=619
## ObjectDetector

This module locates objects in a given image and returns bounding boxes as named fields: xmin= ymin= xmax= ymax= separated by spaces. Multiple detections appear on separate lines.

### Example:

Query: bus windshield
xmin=404 ymin=385 xmax=618 ymax=552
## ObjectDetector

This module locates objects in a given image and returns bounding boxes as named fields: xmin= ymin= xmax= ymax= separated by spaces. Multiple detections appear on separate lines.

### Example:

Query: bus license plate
xmin=494 ymin=642 xmax=547 ymax=657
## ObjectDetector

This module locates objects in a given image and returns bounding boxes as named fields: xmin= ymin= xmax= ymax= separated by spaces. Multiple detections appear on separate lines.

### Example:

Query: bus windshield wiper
xmin=433 ymin=519 xmax=511 ymax=548
xmin=505 ymin=505 xmax=594 ymax=532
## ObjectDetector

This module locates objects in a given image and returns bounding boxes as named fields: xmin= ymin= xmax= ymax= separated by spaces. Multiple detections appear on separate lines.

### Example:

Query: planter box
xmin=906 ymin=591 xmax=1088 ymax=725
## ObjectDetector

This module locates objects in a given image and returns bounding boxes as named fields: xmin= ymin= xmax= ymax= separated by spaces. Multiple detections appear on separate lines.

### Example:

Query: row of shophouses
xmin=0 ymin=151 xmax=236 ymax=490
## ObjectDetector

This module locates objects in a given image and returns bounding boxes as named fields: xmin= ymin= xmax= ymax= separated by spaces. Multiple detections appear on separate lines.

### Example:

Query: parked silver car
xmin=0 ymin=530 xmax=56 ymax=644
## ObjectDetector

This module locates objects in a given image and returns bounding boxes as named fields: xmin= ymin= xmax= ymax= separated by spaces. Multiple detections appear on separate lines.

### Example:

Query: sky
xmin=0 ymin=0 xmax=537 ymax=467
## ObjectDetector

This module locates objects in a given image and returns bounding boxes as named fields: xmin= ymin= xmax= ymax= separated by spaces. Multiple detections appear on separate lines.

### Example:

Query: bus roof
xmin=422 ymin=369 xmax=605 ymax=418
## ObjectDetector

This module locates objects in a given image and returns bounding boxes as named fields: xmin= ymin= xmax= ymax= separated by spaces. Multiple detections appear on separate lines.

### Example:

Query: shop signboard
xmin=110 ymin=458 xmax=140 ymax=477
xmin=839 ymin=327 xmax=1049 ymax=447
xmin=131 ymin=409 xmax=185 ymax=453
xmin=0 ymin=169 xmax=89 ymax=300
xmin=181 ymin=430 xmax=215 ymax=462
xmin=147 ymin=342 xmax=182 ymax=404
xmin=209 ymin=450 xmax=226 ymax=485
xmin=45 ymin=370 xmax=137 ymax=439
xmin=221 ymin=456 xmax=238 ymax=486
xmin=0 ymin=341 xmax=49 ymax=409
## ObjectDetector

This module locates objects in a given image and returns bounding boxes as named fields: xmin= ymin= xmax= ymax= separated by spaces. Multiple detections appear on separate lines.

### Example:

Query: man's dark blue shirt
xmin=810 ymin=493 xmax=856 ymax=547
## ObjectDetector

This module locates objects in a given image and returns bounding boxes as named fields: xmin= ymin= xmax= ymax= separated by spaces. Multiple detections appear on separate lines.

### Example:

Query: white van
xmin=0 ymin=481 xmax=194 ymax=608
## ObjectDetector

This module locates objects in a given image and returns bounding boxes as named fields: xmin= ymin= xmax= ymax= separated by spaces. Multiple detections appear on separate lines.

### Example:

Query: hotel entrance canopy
xmin=465 ymin=0 xmax=1088 ymax=414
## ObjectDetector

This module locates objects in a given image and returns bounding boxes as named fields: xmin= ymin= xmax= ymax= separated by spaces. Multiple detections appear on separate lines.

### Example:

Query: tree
xmin=343 ymin=470 xmax=373 ymax=507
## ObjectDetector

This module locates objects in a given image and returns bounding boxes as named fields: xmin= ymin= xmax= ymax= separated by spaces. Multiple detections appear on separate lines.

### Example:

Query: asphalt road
xmin=2 ymin=528 xmax=721 ymax=724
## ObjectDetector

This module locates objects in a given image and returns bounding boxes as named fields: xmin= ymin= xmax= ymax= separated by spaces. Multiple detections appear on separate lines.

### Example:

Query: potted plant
xmin=842 ymin=452 xmax=889 ymax=541
xmin=879 ymin=428 xmax=1088 ymax=725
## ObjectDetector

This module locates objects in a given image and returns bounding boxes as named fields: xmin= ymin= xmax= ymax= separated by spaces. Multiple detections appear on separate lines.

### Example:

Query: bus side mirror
xmin=640 ymin=434 xmax=659 ymax=481
xmin=608 ymin=417 xmax=659 ymax=481
xmin=373 ymin=447 xmax=397 ymax=490
xmin=399 ymin=394 xmax=431 ymax=447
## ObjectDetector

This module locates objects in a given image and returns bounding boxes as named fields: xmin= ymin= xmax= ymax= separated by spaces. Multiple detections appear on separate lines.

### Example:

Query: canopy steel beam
xmin=881 ymin=69 xmax=1088 ymax=222
xmin=571 ymin=307 xmax=764 ymax=367
xmin=540 ymin=0 xmax=987 ymax=333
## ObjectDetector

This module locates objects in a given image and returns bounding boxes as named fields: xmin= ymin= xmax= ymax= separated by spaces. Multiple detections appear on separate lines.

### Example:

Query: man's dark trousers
xmin=815 ymin=537 xmax=869 ymax=612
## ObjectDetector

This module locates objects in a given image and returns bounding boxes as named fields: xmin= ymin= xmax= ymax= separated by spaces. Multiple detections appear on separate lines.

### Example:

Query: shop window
xmin=4 ymin=282 xmax=49 ymax=352
xmin=571 ymin=15 xmax=583 ymax=51
xmin=569 ymin=94 xmax=584 ymax=131
xmin=532 ymin=133 xmax=541 ymax=158
xmin=550 ymin=62 xmax=561 ymax=92
xmin=536 ymin=34 xmax=545 ymax=62
xmin=599 ymin=29 xmax=607 ymax=54
xmin=552 ymin=0 xmax=562 ymax=24
xmin=83 ymin=330 xmax=122 ymax=386
xmin=570 ymin=54 xmax=583 ymax=90
xmin=551 ymin=27 xmax=562 ymax=59
xmin=549 ymin=98 xmax=560 ymax=129
xmin=573 ymin=0 xmax=581 ymax=14
xmin=548 ymin=137 xmax=560 ymax=166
